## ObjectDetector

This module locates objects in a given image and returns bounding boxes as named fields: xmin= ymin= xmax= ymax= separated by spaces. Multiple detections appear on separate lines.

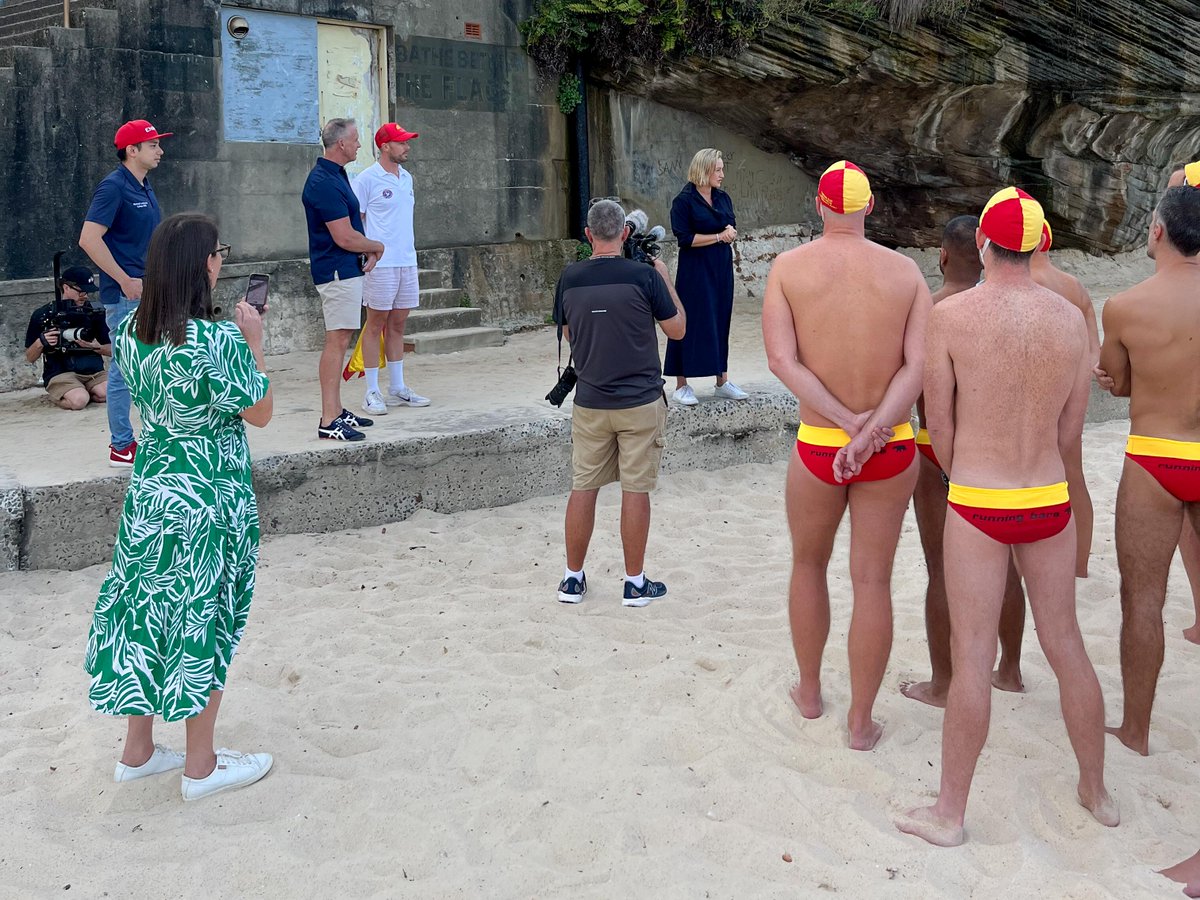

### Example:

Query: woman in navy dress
xmin=663 ymin=148 xmax=748 ymax=406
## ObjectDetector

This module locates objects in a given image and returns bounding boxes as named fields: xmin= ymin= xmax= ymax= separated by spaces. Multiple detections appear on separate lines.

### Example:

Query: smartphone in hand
xmin=246 ymin=273 xmax=270 ymax=312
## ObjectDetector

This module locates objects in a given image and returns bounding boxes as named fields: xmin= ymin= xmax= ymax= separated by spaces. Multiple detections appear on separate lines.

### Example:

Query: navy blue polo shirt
xmin=84 ymin=166 xmax=162 ymax=305
xmin=302 ymin=156 xmax=365 ymax=285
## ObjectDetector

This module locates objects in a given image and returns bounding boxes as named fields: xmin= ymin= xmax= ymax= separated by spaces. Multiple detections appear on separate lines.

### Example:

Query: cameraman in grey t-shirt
xmin=552 ymin=199 xmax=686 ymax=608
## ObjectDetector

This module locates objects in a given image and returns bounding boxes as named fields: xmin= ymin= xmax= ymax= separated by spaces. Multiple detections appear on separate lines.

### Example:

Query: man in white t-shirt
xmin=351 ymin=122 xmax=431 ymax=413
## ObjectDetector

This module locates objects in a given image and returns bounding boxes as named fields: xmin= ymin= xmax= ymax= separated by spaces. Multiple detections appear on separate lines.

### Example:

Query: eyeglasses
xmin=213 ymin=243 xmax=231 ymax=260
xmin=588 ymin=196 xmax=620 ymax=207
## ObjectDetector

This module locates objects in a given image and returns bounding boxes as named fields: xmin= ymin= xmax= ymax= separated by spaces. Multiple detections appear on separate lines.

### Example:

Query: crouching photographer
xmin=549 ymin=198 xmax=686 ymax=608
xmin=24 ymin=266 xmax=111 ymax=409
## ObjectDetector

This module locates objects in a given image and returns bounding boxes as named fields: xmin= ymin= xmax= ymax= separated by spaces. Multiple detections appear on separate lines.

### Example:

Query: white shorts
xmin=316 ymin=274 xmax=364 ymax=331
xmin=363 ymin=266 xmax=419 ymax=311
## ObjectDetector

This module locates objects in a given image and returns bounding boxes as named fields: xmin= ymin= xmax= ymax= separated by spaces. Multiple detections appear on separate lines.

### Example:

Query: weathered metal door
xmin=317 ymin=22 xmax=386 ymax=175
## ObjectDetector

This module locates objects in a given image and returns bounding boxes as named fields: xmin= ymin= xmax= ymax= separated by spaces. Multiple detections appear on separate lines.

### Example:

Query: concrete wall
xmin=588 ymin=88 xmax=820 ymax=238
xmin=0 ymin=0 xmax=565 ymax=283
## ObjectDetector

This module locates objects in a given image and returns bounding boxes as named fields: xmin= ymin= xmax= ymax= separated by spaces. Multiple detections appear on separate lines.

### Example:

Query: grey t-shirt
xmin=553 ymin=257 xmax=677 ymax=409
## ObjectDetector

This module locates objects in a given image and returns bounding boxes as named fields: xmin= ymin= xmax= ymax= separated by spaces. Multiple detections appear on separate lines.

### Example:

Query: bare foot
xmin=990 ymin=668 xmax=1025 ymax=693
xmin=789 ymin=681 xmax=822 ymax=719
xmin=848 ymin=718 xmax=884 ymax=751
xmin=895 ymin=805 xmax=964 ymax=847
xmin=1105 ymin=724 xmax=1149 ymax=756
xmin=1184 ymin=624 xmax=1200 ymax=645
xmin=1161 ymin=850 xmax=1200 ymax=891
xmin=1077 ymin=785 xmax=1119 ymax=827
xmin=900 ymin=680 xmax=947 ymax=708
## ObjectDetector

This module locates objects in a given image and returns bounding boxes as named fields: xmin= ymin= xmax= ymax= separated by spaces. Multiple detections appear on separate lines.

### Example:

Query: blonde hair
xmin=687 ymin=149 xmax=723 ymax=188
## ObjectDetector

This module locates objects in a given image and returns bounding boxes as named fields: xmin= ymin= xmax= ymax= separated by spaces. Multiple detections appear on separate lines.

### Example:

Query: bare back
xmin=1102 ymin=268 xmax=1200 ymax=439
xmin=933 ymin=281 xmax=1088 ymax=487
xmin=773 ymin=235 xmax=922 ymax=424
xmin=1031 ymin=258 xmax=1100 ymax=360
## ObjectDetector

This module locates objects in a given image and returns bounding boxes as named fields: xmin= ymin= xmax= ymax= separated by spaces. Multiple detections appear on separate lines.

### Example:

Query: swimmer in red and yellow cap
xmin=816 ymin=160 xmax=874 ymax=216
xmin=763 ymin=155 xmax=932 ymax=750
xmin=898 ymin=185 xmax=1116 ymax=847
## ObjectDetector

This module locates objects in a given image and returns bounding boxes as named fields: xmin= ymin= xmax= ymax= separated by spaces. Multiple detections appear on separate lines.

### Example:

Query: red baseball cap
xmin=114 ymin=119 xmax=173 ymax=150
xmin=375 ymin=122 xmax=418 ymax=147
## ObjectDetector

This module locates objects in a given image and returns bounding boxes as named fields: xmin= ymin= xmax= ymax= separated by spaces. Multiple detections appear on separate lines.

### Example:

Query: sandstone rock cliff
xmin=594 ymin=1 xmax=1200 ymax=251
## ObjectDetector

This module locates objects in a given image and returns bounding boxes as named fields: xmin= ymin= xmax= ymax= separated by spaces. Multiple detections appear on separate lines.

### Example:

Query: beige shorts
xmin=317 ymin=273 xmax=364 ymax=331
xmin=364 ymin=266 xmax=419 ymax=311
xmin=46 ymin=370 xmax=106 ymax=402
xmin=571 ymin=397 xmax=668 ymax=493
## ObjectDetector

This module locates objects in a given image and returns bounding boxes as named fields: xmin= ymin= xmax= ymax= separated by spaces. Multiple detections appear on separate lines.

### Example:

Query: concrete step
xmin=0 ymin=1 xmax=65 ymax=24
xmin=404 ymin=307 xmax=482 ymax=335
xmin=417 ymin=268 xmax=443 ymax=289
xmin=404 ymin=326 xmax=505 ymax=355
xmin=418 ymin=286 xmax=466 ymax=310
xmin=0 ymin=14 xmax=59 ymax=44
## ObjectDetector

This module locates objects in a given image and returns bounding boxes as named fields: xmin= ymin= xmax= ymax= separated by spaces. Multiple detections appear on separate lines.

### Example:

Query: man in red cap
xmin=1097 ymin=184 xmax=1200 ymax=757
xmin=79 ymin=119 xmax=171 ymax=467
xmin=351 ymin=122 xmax=430 ymax=414
xmin=897 ymin=187 xmax=1116 ymax=847
xmin=762 ymin=160 xmax=930 ymax=751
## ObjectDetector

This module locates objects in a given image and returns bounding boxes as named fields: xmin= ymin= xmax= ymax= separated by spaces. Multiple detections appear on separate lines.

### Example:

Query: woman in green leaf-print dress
xmin=85 ymin=213 xmax=276 ymax=801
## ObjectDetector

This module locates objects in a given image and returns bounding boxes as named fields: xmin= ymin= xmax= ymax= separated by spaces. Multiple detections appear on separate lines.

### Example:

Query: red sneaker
xmin=109 ymin=441 xmax=136 ymax=468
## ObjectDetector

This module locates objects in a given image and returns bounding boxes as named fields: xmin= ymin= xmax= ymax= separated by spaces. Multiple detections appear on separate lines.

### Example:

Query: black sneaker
xmin=557 ymin=573 xmax=587 ymax=604
xmin=622 ymin=575 xmax=667 ymax=608
xmin=318 ymin=418 xmax=366 ymax=441
xmin=335 ymin=408 xmax=374 ymax=428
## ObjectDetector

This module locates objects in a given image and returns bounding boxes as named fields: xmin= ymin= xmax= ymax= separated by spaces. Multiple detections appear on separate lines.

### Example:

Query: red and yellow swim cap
xmin=818 ymin=161 xmax=872 ymax=215
xmin=1184 ymin=161 xmax=1200 ymax=187
xmin=1039 ymin=220 xmax=1053 ymax=252
xmin=980 ymin=187 xmax=1045 ymax=253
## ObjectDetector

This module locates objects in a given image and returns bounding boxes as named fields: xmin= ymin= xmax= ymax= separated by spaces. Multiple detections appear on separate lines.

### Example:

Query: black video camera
xmin=623 ymin=209 xmax=665 ymax=265
xmin=40 ymin=302 xmax=106 ymax=353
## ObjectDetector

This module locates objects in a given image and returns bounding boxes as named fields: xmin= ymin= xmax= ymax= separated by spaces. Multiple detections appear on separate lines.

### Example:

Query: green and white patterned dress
xmin=86 ymin=318 xmax=269 ymax=722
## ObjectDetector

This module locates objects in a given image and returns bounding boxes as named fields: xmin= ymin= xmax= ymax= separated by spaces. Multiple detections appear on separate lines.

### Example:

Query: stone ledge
xmin=14 ymin=394 xmax=799 ymax=571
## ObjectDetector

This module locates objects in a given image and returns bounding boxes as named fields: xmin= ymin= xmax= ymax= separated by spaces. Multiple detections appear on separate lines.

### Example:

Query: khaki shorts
xmin=571 ymin=397 xmax=668 ymax=493
xmin=316 ymin=273 xmax=364 ymax=331
xmin=46 ymin=370 xmax=106 ymax=402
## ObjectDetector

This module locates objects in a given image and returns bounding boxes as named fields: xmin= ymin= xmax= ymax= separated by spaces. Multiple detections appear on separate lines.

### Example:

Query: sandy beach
xmin=1 ymin=418 xmax=1198 ymax=898
xmin=2 ymin=246 xmax=1198 ymax=897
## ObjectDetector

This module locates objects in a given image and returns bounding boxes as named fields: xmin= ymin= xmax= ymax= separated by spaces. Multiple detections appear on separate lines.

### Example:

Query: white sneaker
xmin=113 ymin=744 xmax=185 ymax=782
xmin=714 ymin=381 xmax=749 ymax=401
xmin=386 ymin=386 xmax=431 ymax=407
xmin=672 ymin=385 xmax=698 ymax=407
xmin=363 ymin=390 xmax=388 ymax=415
xmin=181 ymin=749 xmax=273 ymax=802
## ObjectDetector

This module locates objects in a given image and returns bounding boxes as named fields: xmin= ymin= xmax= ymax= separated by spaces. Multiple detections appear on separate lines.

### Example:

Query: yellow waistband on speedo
xmin=915 ymin=428 xmax=932 ymax=445
xmin=1126 ymin=434 xmax=1200 ymax=461
xmin=947 ymin=481 xmax=1069 ymax=509
xmin=796 ymin=421 xmax=915 ymax=446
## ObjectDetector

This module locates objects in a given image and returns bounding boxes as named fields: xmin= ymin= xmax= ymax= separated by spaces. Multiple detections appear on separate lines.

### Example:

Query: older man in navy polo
xmin=79 ymin=119 xmax=171 ymax=468
xmin=302 ymin=117 xmax=386 ymax=441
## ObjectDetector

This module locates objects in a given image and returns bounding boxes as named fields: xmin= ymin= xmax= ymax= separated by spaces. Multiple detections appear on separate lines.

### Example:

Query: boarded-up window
xmin=221 ymin=8 xmax=319 ymax=144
